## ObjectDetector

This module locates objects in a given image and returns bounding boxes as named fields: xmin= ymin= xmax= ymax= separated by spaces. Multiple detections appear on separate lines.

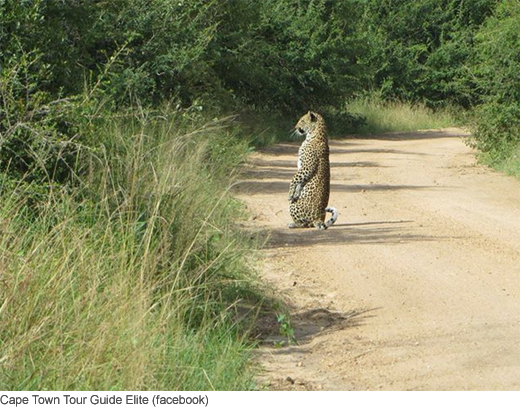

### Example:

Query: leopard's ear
xmin=309 ymin=111 xmax=318 ymax=122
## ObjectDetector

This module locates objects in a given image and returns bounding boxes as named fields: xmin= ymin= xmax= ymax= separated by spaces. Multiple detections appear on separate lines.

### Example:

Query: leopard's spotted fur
xmin=288 ymin=111 xmax=338 ymax=230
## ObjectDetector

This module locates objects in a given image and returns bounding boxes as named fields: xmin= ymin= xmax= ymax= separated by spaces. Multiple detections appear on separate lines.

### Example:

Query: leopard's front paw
xmin=288 ymin=184 xmax=302 ymax=202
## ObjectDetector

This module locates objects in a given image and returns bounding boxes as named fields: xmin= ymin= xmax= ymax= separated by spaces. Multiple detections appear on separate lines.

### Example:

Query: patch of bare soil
xmin=233 ymin=128 xmax=520 ymax=390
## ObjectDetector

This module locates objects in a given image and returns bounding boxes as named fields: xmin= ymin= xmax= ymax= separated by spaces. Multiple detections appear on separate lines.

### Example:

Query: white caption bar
xmin=0 ymin=391 xmax=516 ymax=408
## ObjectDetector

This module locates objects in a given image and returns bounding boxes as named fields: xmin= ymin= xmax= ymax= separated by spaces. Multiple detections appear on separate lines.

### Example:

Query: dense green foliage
xmin=468 ymin=0 xmax=520 ymax=163
xmin=0 ymin=0 xmax=367 ymax=109
xmin=361 ymin=0 xmax=497 ymax=108
xmin=213 ymin=0 xmax=368 ymax=112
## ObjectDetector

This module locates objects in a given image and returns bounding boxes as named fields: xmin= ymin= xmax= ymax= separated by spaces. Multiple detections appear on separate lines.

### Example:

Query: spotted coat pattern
xmin=288 ymin=111 xmax=338 ymax=230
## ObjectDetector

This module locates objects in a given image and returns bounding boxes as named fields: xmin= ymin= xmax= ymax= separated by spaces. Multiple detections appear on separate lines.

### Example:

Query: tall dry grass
xmin=347 ymin=94 xmax=456 ymax=134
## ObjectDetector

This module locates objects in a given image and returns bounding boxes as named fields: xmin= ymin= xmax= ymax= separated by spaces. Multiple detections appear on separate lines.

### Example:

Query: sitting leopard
xmin=288 ymin=111 xmax=338 ymax=230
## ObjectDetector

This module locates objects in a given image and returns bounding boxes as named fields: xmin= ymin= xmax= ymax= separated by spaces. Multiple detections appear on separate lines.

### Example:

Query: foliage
xmin=213 ymin=0 xmax=369 ymax=113
xmin=347 ymin=93 xmax=455 ymax=135
xmin=276 ymin=313 xmax=297 ymax=346
xmin=0 ymin=52 xmax=95 ymax=183
xmin=361 ymin=0 xmax=497 ymax=108
xmin=469 ymin=0 xmax=520 ymax=159
xmin=0 ymin=0 xmax=371 ymax=185
xmin=0 ymin=0 xmax=368 ymax=112
xmin=0 ymin=110 xmax=260 ymax=390
xmin=0 ymin=0 xmax=220 ymax=103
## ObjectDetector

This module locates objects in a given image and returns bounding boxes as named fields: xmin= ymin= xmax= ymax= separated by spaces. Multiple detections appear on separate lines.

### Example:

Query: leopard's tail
xmin=325 ymin=207 xmax=338 ymax=228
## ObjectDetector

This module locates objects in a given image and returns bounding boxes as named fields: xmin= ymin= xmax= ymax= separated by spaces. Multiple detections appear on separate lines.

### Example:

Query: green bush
xmin=470 ymin=0 xmax=520 ymax=158
xmin=0 ymin=52 xmax=94 ymax=184
xmin=213 ymin=0 xmax=369 ymax=113
xmin=1 ymin=0 xmax=371 ymax=185
xmin=0 ymin=0 xmax=219 ymax=104
xmin=362 ymin=0 xmax=497 ymax=108
xmin=1 ymin=0 xmax=369 ymax=112
xmin=471 ymin=103 xmax=520 ymax=159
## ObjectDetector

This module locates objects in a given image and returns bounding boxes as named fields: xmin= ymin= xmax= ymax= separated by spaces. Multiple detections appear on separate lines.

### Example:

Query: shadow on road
xmin=255 ymin=142 xmax=432 ymax=158
xmin=256 ymin=308 xmax=378 ymax=348
xmin=348 ymin=129 xmax=469 ymax=141
xmin=263 ymin=220 xmax=439 ymax=249
xmin=235 ymin=179 xmax=437 ymax=195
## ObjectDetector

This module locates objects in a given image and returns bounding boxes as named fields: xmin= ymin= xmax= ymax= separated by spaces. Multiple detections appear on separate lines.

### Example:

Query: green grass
xmin=234 ymin=110 xmax=296 ymax=147
xmin=0 ymin=109 xmax=261 ymax=390
xmin=497 ymin=155 xmax=520 ymax=179
xmin=478 ymin=146 xmax=520 ymax=179
xmin=347 ymin=94 xmax=456 ymax=134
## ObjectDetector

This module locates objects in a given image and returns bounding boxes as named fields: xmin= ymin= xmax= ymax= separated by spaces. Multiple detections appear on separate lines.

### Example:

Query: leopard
xmin=288 ymin=111 xmax=338 ymax=230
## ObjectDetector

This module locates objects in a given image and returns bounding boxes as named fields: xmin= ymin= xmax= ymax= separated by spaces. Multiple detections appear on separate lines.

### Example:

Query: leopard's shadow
xmin=262 ymin=220 xmax=448 ymax=249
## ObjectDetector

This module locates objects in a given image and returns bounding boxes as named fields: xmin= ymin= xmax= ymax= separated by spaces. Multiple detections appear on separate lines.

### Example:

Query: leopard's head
xmin=294 ymin=111 xmax=325 ymax=139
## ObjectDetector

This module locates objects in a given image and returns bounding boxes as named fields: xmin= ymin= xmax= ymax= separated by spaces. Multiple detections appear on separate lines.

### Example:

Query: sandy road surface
xmin=233 ymin=128 xmax=520 ymax=390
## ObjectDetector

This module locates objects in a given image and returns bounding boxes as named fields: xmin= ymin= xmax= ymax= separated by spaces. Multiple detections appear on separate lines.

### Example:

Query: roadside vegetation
xmin=347 ymin=94 xmax=455 ymax=135
xmin=1 ymin=0 xmax=519 ymax=390
xmin=0 ymin=109 xmax=261 ymax=390
xmin=357 ymin=0 xmax=520 ymax=171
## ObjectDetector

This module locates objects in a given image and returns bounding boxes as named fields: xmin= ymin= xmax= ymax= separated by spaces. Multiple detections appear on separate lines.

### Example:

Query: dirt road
xmin=233 ymin=128 xmax=520 ymax=390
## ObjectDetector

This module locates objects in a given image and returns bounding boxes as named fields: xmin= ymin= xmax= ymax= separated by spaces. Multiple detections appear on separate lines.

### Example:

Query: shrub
xmin=213 ymin=0 xmax=369 ymax=113
xmin=469 ymin=0 xmax=520 ymax=157
xmin=0 ymin=52 xmax=94 ymax=184
xmin=362 ymin=0 xmax=497 ymax=108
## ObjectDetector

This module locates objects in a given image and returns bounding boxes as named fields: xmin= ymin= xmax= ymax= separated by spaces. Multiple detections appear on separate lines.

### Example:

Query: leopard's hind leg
xmin=313 ymin=221 xmax=327 ymax=230
xmin=288 ymin=203 xmax=311 ymax=228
